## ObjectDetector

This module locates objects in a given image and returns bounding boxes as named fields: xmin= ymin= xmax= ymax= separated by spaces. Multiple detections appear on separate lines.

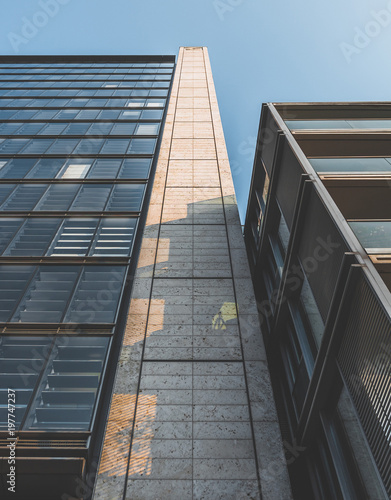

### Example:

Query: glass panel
xmin=100 ymin=138 xmax=130 ymax=154
xmin=13 ymin=123 xmax=45 ymax=135
xmin=70 ymin=184 xmax=112 ymax=211
xmin=0 ymin=122 xmax=23 ymax=134
xmin=25 ymin=336 xmax=109 ymax=430
xmin=349 ymin=221 xmax=391 ymax=253
xmin=38 ymin=123 xmax=67 ymax=135
xmin=0 ymin=185 xmax=47 ymax=211
xmin=141 ymin=109 xmax=163 ymax=120
xmin=60 ymin=162 xmax=91 ymax=179
xmin=347 ymin=120 xmax=391 ymax=129
xmin=35 ymin=184 xmax=79 ymax=211
xmin=0 ymin=139 xmax=29 ymax=154
xmin=0 ymin=336 xmax=53 ymax=430
xmin=90 ymin=218 xmax=137 ymax=256
xmin=62 ymin=122 xmax=91 ymax=135
xmin=86 ymin=122 xmax=113 ymax=135
xmin=285 ymin=120 xmax=353 ymax=130
xmin=26 ymin=158 xmax=66 ymax=179
xmin=0 ymin=184 xmax=16 ymax=205
xmin=0 ymin=158 xmax=36 ymax=179
xmin=110 ymin=123 xmax=136 ymax=135
xmin=47 ymin=218 xmax=99 ymax=256
xmin=0 ymin=265 xmax=35 ymax=322
xmin=46 ymin=138 xmax=79 ymax=155
xmin=117 ymin=158 xmax=151 ymax=179
xmin=11 ymin=265 xmax=80 ymax=323
xmin=4 ymin=219 xmax=61 ymax=257
xmin=19 ymin=138 xmax=53 ymax=154
xmin=309 ymin=158 xmax=391 ymax=174
xmin=127 ymin=138 xmax=156 ymax=154
xmin=73 ymin=138 xmax=105 ymax=155
xmin=87 ymin=159 xmax=122 ymax=179
xmin=64 ymin=266 xmax=126 ymax=323
xmin=120 ymin=110 xmax=141 ymax=119
xmin=299 ymin=276 xmax=324 ymax=347
xmin=106 ymin=184 xmax=145 ymax=211
xmin=0 ymin=218 xmax=24 ymax=254
xmin=135 ymin=123 xmax=160 ymax=135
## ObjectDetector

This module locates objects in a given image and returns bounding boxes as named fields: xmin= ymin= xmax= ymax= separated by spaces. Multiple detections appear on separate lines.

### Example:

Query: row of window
xmin=0 ymin=74 xmax=172 ymax=82
xmin=0 ymin=115 xmax=162 ymax=135
xmin=0 ymin=183 xmax=145 ymax=213
xmin=0 ymin=217 xmax=137 ymax=257
xmin=0 ymin=86 xmax=170 ymax=99
xmin=0 ymin=121 xmax=160 ymax=137
xmin=286 ymin=119 xmax=391 ymax=130
xmin=0 ymin=62 xmax=174 ymax=68
xmin=0 ymin=80 xmax=171 ymax=89
xmin=0 ymin=137 xmax=157 ymax=155
xmin=2 ymin=68 xmax=173 ymax=74
xmin=309 ymin=157 xmax=391 ymax=174
xmin=0 ymin=157 xmax=151 ymax=180
xmin=0 ymin=102 xmax=165 ymax=121
xmin=0 ymin=93 xmax=168 ymax=108
xmin=0 ymin=264 xmax=126 ymax=323
xmin=0 ymin=335 xmax=110 ymax=430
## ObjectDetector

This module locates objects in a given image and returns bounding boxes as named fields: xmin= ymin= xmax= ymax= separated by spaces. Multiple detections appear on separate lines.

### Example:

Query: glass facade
xmin=0 ymin=56 xmax=174 ymax=498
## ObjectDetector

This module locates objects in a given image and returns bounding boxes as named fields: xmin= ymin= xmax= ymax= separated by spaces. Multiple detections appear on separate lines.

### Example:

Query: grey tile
xmin=193 ymin=459 xmax=257 ymax=480
xmin=144 ymin=347 xmax=193 ymax=360
xmin=127 ymin=458 xmax=193 ymax=480
xmin=193 ymin=389 xmax=248 ymax=405
xmin=139 ymin=389 xmax=192 ymax=405
xmin=193 ymin=405 xmax=250 ymax=422
xmin=193 ymin=439 xmax=255 ymax=459
xmin=126 ymin=479 xmax=193 ymax=500
xmin=126 ymin=480 xmax=192 ymax=500
xmin=193 ymin=348 xmax=242 ymax=360
xmin=193 ymin=480 xmax=260 ymax=500
xmin=193 ymin=375 xmax=246 ymax=390
xmin=193 ymin=421 xmax=253 ymax=440
xmin=193 ymin=362 xmax=243 ymax=376
xmin=141 ymin=362 xmax=192 ymax=376
xmin=148 ymin=421 xmax=192 ymax=440
xmin=131 ymin=439 xmax=192 ymax=459
xmin=140 ymin=375 xmax=192 ymax=390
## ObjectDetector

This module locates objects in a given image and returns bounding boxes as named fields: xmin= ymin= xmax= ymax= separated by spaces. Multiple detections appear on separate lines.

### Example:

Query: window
xmin=20 ymin=138 xmax=54 ymax=154
xmin=100 ymin=138 xmax=130 ymax=155
xmin=47 ymin=218 xmax=99 ymax=256
xmin=118 ymin=158 xmax=151 ymax=179
xmin=90 ymin=218 xmax=137 ymax=256
xmin=0 ymin=265 xmax=35 ymax=322
xmin=46 ymin=138 xmax=79 ymax=155
xmin=60 ymin=163 xmax=91 ymax=179
xmin=87 ymin=159 xmax=122 ymax=178
xmin=135 ymin=123 xmax=160 ymax=135
xmin=4 ymin=219 xmax=61 ymax=256
xmin=127 ymin=138 xmax=156 ymax=154
xmin=11 ymin=265 xmax=80 ymax=323
xmin=110 ymin=123 xmax=136 ymax=135
xmin=106 ymin=184 xmax=145 ymax=212
xmin=73 ymin=138 xmax=105 ymax=155
xmin=26 ymin=158 xmax=66 ymax=179
xmin=0 ymin=185 xmax=47 ymax=212
xmin=35 ymin=184 xmax=79 ymax=211
xmin=64 ymin=266 xmax=126 ymax=323
xmin=0 ymin=218 xmax=24 ymax=253
xmin=70 ymin=184 xmax=112 ymax=211
xmin=0 ymin=158 xmax=36 ymax=179
xmin=0 ymin=139 xmax=29 ymax=154
xmin=62 ymin=122 xmax=91 ymax=135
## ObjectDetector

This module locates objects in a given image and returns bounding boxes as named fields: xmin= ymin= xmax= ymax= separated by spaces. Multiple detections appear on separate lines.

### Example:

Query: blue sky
xmin=1 ymin=0 xmax=391 ymax=220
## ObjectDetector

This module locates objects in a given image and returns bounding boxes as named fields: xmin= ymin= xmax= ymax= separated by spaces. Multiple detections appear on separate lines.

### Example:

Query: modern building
xmin=244 ymin=102 xmax=391 ymax=499
xmin=0 ymin=49 xmax=292 ymax=500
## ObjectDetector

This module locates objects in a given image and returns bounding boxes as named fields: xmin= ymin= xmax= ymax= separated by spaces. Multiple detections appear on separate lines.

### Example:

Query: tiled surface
xmin=94 ymin=47 xmax=292 ymax=500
